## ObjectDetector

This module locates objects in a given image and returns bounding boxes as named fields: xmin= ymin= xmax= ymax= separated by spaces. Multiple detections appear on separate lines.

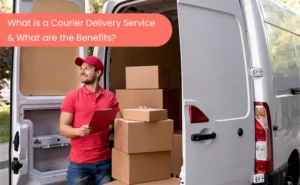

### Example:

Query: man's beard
xmin=80 ymin=75 xmax=96 ymax=84
xmin=81 ymin=79 xmax=94 ymax=84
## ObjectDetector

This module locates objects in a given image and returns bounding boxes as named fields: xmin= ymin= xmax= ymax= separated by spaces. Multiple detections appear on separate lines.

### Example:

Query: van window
xmin=259 ymin=0 xmax=289 ymax=29
xmin=296 ymin=36 xmax=300 ymax=68
xmin=264 ymin=23 xmax=300 ymax=91
xmin=260 ymin=0 xmax=300 ymax=91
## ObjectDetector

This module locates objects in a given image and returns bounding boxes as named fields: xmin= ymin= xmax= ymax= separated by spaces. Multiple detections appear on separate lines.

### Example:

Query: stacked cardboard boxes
xmin=107 ymin=65 xmax=183 ymax=185
xmin=115 ymin=65 xmax=182 ymax=131
xmin=170 ymin=130 xmax=182 ymax=178
xmin=108 ymin=108 xmax=178 ymax=185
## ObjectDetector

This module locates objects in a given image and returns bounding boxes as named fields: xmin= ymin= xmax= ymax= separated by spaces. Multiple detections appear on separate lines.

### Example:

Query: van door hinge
xmin=250 ymin=67 xmax=263 ymax=77
xmin=13 ymin=131 xmax=19 ymax=151
xmin=11 ymin=157 xmax=23 ymax=174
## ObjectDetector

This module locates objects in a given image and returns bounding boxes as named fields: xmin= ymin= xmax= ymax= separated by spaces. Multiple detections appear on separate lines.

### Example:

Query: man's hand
xmin=76 ymin=124 xmax=93 ymax=137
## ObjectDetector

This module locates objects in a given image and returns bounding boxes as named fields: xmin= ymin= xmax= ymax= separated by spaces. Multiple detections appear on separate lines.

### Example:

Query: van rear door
xmin=177 ymin=0 xmax=255 ymax=184
xmin=10 ymin=1 xmax=86 ymax=185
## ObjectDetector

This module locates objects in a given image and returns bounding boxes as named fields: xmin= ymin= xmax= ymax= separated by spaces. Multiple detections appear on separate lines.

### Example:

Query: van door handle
xmin=291 ymin=88 xmax=300 ymax=95
xmin=191 ymin=132 xmax=216 ymax=141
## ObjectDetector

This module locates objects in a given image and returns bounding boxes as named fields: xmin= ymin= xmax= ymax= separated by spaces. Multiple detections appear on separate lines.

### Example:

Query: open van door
xmin=10 ymin=0 xmax=86 ymax=185
xmin=177 ymin=0 xmax=256 ymax=185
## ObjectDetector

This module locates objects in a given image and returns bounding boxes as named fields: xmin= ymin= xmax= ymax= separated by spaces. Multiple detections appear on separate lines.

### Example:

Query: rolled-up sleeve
xmin=61 ymin=92 xmax=75 ymax=114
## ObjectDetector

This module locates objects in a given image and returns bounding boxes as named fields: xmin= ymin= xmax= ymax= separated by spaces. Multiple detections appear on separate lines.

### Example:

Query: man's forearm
xmin=60 ymin=124 xmax=78 ymax=138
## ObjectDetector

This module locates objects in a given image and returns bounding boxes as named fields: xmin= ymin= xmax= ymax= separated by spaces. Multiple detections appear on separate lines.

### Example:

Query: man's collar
xmin=82 ymin=84 xmax=104 ymax=95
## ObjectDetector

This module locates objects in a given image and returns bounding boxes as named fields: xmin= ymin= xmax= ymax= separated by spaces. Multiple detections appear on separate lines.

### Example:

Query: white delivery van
xmin=9 ymin=0 xmax=300 ymax=185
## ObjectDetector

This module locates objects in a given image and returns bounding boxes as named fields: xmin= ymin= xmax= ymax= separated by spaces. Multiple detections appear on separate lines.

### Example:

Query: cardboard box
xmin=112 ymin=148 xmax=171 ymax=185
xmin=114 ymin=119 xmax=174 ymax=154
xmin=104 ymin=178 xmax=180 ymax=185
xmin=116 ymin=89 xmax=181 ymax=130
xmin=171 ymin=131 xmax=183 ymax=177
xmin=122 ymin=108 xmax=168 ymax=122
xmin=126 ymin=66 xmax=170 ymax=89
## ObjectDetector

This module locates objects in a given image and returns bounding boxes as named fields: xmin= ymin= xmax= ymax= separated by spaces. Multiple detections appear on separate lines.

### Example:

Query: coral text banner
xmin=0 ymin=13 xmax=172 ymax=47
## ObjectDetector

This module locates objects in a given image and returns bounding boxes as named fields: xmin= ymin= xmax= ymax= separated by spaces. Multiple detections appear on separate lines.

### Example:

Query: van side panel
xmin=258 ymin=0 xmax=300 ymax=170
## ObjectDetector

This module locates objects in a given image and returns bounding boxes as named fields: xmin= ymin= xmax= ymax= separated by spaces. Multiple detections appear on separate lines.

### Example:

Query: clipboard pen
xmin=88 ymin=108 xmax=119 ymax=133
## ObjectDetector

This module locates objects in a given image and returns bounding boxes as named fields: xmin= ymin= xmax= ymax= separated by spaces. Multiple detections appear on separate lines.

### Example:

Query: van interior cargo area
xmin=107 ymin=0 xmax=183 ymax=182
xmin=108 ymin=0 xmax=181 ymax=93
xmin=16 ymin=0 xmax=183 ymax=184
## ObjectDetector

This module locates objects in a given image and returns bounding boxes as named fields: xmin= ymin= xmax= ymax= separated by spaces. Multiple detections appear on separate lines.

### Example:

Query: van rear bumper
xmin=252 ymin=162 xmax=289 ymax=185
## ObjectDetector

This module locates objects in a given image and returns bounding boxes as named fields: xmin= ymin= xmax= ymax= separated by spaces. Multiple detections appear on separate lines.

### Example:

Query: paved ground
xmin=0 ymin=143 xmax=9 ymax=170
xmin=0 ymin=143 xmax=9 ymax=184
xmin=0 ymin=168 xmax=9 ymax=184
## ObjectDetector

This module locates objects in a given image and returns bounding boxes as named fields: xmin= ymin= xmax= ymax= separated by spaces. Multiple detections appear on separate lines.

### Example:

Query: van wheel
xmin=286 ymin=176 xmax=294 ymax=185
xmin=286 ymin=163 xmax=299 ymax=185
xmin=286 ymin=151 xmax=300 ymax=185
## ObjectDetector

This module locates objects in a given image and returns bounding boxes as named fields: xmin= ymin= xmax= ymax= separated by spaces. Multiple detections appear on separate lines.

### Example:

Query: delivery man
xmin=59 ymin=55 xmax=120 ymax=185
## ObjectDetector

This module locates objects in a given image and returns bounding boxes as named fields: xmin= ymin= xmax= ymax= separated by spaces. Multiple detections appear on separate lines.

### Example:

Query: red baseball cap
xmin=75 ymin=56 xmax=104 ymax=71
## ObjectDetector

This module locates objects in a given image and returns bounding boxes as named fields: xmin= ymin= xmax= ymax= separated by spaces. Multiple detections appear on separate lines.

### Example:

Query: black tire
xmin=287 ymin=152 xmax=300 ymax=185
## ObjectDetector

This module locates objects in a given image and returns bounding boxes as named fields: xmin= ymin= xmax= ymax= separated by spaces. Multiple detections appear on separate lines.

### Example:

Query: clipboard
xmin=88 ymin=108 xmax=119 ymax=133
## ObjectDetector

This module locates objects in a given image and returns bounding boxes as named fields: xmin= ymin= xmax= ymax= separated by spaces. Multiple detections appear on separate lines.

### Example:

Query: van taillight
xmin=189 ymin=105 xmax=209 ymax=123
xmin=255 ymin=102 xmax=273 ymax=173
